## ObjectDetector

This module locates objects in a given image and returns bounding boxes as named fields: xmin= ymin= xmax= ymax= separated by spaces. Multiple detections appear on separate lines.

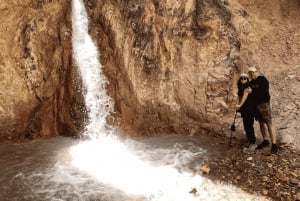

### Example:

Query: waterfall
xmin=71 ymin=0 xmax=112 ymax=139
xmin=68 ymin=1 xmax=270 ymax=200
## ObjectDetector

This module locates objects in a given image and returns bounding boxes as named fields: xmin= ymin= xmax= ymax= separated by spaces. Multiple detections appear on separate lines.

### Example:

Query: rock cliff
xmin=85 ymin=0 xmax=300 ymax=148
xmin=0 ymin=0 xmax=299 ymax=147
xmin=87 ymin=0 xmax=240 ymax=136
xmin=0 ymin=0 xmax=85 ymax=140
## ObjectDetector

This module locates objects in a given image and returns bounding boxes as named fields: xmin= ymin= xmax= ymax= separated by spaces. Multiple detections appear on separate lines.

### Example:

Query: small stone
xmin=247 ymin=156 xmax=253 ymax=161
xmin=266 ymin=156 xmax=275 ymax=162
xmin=279 ymin=175 xmax=289 ymax=183
xmin=291 ymin=171 xmax=298 ymax=177
xmin=290 ymin=178 xmax=299 ymax=185
xmin=262 ymin=176 xmax=269 ymax=182
xmin=189 ymin=188 xmax=197 ymax=194
xmin=262 ymin=189 xmax=268 ymax=195
xmin=200 ymin=165 xmax=210 ymax=174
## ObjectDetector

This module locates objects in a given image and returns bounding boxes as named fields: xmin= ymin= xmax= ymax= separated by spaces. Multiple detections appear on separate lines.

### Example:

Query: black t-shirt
xmin=249 ymin=75 xmax=270 ymax=104
xmin=237 ymin=82 xmax=255 ymax=115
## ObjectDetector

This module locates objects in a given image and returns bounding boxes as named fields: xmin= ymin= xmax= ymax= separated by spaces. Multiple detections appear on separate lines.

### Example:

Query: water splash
xmin=69 ymin=0 xmax=270 ymax=200
xmin=72 ymin=0 xmax=112 ymax=139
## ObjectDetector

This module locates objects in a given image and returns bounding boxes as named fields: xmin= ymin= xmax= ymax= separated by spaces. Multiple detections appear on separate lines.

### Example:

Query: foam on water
xmin=11 ymin=136 xmax=268 ymax=201
xmin=72 ymin=0 xmax=112 ymax=139
xmin=67 ymin=0 xmax=271 ymax=200
xmin=68 ymin=136 xmax=268 ymax=201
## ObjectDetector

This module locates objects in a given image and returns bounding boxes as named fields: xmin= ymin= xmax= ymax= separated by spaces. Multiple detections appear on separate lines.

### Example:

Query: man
xmin=248 ymin=66 xmax=279 ymax=154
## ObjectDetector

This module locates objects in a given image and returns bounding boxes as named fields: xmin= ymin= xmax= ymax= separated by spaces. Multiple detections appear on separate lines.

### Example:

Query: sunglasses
xmin=240 ymin=77 xmax=248 ymax=80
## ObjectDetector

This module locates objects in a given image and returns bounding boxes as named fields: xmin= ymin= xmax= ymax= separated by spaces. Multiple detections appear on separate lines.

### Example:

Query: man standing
xmin=248 ymin=66 xmax=279 ymax=154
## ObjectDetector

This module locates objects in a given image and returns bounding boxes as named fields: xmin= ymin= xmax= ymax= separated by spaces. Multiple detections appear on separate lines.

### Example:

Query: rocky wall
xmin=0 ymin=0 xmax=85 ymax=141
xmin=0 ymin=0 xmax=299 ymax=146
xmin=84 ymin=0 xmax=240 ymax=136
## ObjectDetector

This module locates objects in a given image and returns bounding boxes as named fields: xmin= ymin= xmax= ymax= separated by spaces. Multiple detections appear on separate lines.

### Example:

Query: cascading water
xmin=69 ymin=0 xmax=269 ymax=200
xmin=72 ymin=0 xmax=112 ymax=139
xmin=0 ymin=0 xmax=270 ymax=200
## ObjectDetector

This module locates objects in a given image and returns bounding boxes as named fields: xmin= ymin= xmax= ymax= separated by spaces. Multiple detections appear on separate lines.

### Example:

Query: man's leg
xmin=267 ymin=123 xmax=276 ymax=144
xmin=255 ymin=121 xmax=270 ymax=150
xmin=267 ymin=123 xmax=279 ymax=154
xmin=259 ymin=121 xmax=267 ymax=139
xmin=262 ymin=102 xmax=278 ymax=154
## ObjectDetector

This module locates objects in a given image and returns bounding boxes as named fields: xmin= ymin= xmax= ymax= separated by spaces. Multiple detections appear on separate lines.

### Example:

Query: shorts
xmin=257 ymin=102 xmax=272 ymax=124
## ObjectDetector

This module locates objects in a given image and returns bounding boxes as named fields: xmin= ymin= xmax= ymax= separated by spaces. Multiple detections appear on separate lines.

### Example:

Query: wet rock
xmin=200 ymin=165 xmax=210 ymax=174
xmin=189 ymin=188 xmax=197 ymax=194
xmin=0 ymin=0 xmax=82 ymax=140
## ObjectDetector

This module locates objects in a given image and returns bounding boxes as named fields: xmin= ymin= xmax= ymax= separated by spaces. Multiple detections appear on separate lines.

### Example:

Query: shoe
xmin=255 ymin=140 xmax=270 ymax=150
xmin=248 ymin=143 xmax=257 ymax=150
xmin=243 ymin=143 xmax=257 ymax=153
xmin=271 ymin=144 xmax=279 ymax=154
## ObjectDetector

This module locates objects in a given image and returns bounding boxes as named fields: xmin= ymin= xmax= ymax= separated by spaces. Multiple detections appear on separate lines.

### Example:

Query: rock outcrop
xmin=0 ymin=0 xmax=85 ymax=141
xmin=86 ymin=0 xmax=239 ymax=136
xmin=0 ymin=0 xmax=299 ymax=148
xmin=86 ymin=0 xmax=300 ymax=148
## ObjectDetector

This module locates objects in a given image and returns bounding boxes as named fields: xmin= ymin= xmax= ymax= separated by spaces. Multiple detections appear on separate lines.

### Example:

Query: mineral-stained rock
xmin=0 ymin=0 xmax=300 ymax=145
xmin=0 ymin=0 xmax=85 ymax=140
xmin=84 ymin=0 xmax=300 ymax=146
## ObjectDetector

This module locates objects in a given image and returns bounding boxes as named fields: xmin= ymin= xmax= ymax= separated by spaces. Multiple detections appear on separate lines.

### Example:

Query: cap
xmin=248 ymin=66 xmax=257 ymax=72
xmin=239 ymin=73 xmax=249 ymax=78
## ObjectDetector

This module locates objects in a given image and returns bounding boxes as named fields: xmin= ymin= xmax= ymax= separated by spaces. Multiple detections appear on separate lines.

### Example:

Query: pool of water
xmin=0 ymin=135 xmax=267 ymax=201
